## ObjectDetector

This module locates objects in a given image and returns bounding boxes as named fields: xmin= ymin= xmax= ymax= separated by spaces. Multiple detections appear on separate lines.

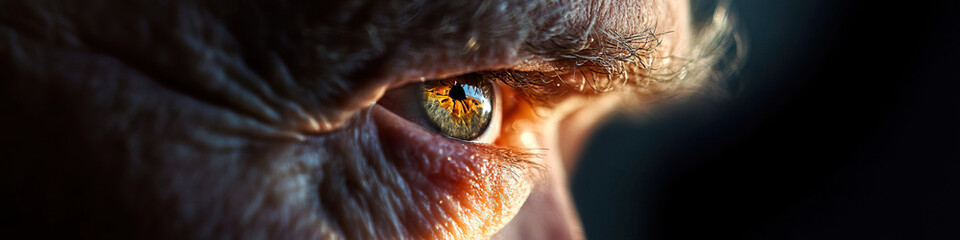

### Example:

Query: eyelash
xmin=478 ymin=70 xmax=571 ymax=107
xmin=477 ymin=64 xmax=625 ymax=108
xmin=477 ymin=143 xmax=546 ymax=182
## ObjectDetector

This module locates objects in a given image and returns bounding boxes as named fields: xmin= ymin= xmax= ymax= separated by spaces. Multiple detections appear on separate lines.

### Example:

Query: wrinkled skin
xmin=1 ymin=0 xmax=692 ymax=239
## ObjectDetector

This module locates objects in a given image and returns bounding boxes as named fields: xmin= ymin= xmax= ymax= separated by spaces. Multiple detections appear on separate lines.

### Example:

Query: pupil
xmin=449 ymin=84 xmax=467 ymax=100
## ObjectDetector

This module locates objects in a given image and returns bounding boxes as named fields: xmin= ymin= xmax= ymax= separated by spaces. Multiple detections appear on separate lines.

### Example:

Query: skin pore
xmin=1 ymin=0 xmax=732 ymax=239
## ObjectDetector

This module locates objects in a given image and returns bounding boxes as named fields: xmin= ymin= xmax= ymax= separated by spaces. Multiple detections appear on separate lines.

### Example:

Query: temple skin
xmin=1 ymin=0 xmax=695 ymax=239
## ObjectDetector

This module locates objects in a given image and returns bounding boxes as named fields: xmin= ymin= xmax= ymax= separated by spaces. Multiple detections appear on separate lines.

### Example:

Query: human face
xmin=2 ymin=0 xmax=699 ymax=239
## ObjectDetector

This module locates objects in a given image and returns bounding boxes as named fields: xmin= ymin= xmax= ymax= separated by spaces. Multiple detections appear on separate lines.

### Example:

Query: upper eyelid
xmin=486 ymin=70 xmax=570 ymax=107
xmin=478 ymin=65 xmax=612 ymax=109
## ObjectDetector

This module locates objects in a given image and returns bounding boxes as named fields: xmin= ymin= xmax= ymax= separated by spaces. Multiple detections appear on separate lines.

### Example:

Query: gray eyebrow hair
xmin=507 ymin=0 xmax=744 ymax=106
xmin=509 ymin=27 xmax=672 ymax=103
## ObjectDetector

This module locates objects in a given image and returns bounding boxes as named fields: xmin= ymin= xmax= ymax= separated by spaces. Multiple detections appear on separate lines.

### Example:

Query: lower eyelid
xmin=369 ymin=105 xmax=539 ymax=237
xmin=370 ymin=104 xmax=536 ymax=177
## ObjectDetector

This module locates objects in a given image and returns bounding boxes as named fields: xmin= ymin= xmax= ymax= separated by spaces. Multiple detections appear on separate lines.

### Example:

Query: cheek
xmin=236 ymin=109 xmax=534 ymax=239
xmin=179 ymin=116 xmax=415 ymax=239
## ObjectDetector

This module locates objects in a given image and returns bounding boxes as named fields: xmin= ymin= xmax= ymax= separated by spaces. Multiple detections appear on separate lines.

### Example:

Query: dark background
xmin=572 ymin=1 xmax=960 ymax=239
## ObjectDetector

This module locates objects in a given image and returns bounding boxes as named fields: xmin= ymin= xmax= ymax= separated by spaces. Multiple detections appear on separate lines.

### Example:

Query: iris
xmin=422 ymin=75 xmax=495 ymax=140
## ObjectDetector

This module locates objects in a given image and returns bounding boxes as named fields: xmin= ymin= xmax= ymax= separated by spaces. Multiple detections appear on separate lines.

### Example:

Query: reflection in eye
xmin=422 ymin=75 xmax=495 ymax=140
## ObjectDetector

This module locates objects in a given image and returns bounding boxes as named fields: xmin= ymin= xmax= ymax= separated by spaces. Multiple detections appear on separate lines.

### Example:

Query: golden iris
xmin=422 ymin=75 xmax=494 ymax=140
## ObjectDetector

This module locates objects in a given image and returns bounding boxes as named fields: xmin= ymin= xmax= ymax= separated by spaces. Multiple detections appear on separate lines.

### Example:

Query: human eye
xmin=380 ymin=73 xmax=502 ymax=143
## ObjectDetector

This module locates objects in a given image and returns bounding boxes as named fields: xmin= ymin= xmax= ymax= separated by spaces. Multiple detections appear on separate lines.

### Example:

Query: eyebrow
xmin=484 ymin=0 xmax=673 ymax=106
xmin=484 ymin=0 xmax=674 ymax=106
xmin=511 ymin=29 xmax=670 ymax=105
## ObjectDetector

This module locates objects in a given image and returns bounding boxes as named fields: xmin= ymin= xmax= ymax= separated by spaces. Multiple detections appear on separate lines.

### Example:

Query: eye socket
xmin=422 ymin=75 xmax=496 ymax=140
xmin=378 ymin=74 xmax=501 ymax=142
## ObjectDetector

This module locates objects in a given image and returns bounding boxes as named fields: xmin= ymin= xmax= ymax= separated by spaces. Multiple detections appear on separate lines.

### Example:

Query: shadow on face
xmin=0 ymin=0 xmax=736 ymax=239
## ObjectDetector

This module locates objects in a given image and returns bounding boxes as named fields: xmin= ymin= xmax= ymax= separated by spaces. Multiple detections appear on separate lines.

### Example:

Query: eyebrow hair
xmin=499 ymin=28 xmax=672 ymax=106
xmin=486 ymin=0 xmax=742 ymax=108
xmin=457 ymin=0 xmax=674 ymax=107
